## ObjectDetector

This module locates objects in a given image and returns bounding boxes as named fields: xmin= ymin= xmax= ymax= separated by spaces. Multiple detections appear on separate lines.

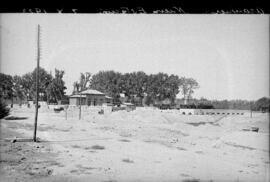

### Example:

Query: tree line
xmin=0 ymin=68 xmax=66 ymax=105
xmin=181 ymin=97 xmax=270 ymax=111
xmin=72 ymin=70 xmax=199 ymax=106
xmin=1 ymin=68 xmax=269 ymax=112
xmin=0 ymin=68 xmax=199 ymax=107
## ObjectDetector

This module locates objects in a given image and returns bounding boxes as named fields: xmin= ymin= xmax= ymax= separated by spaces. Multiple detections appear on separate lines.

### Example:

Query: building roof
xmin=69 ymin=94 xmax=87 ymax=98
xmin=79 ymin=89 xmax=105 ymax=95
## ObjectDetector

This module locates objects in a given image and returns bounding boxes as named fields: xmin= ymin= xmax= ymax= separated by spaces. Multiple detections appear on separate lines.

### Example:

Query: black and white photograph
xmin=0 ymin=11 xmax=269 ymax=182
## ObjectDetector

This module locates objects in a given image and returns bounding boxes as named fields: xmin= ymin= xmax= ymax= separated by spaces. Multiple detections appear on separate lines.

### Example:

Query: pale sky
xmin=0 ymin=14 xmax=269 ymax=100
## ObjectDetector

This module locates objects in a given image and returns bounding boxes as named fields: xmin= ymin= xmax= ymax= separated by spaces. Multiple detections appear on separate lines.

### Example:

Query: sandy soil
xmin=0 ymin=106 xmax=269 ymax=182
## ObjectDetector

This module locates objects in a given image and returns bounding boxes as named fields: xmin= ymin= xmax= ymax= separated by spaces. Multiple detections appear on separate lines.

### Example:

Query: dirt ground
xmin=0 ymin=106 xmax=269 ymax=182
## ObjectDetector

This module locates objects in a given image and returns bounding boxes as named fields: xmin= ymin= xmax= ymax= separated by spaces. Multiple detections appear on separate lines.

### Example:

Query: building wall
xmin=86 ymin=95 xmax=106 ymax=106
xmin=69 ymin=95 xmax=112 ymax=106
xmin=105 ymin=98 xmax=113 ymax=104
xmin=69 ymin=98 xmax=78 ymax=105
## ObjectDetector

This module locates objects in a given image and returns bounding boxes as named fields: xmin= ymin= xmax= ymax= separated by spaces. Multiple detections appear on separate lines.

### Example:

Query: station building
xmin=69 ymin=89 xmax=113 ymax=106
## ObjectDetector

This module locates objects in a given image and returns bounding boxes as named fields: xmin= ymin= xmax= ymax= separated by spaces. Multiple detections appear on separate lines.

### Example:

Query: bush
xmin=0 ymin=100 xmax=10 ymax=119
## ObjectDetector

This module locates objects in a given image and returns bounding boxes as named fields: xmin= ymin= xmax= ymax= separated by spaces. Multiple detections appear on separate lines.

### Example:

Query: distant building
xmin=69 ymin=94 xmax=87 ymax=106
xmin=119 ymin=93 xmax=128 ymax=103
xmin=69 ymin=89 xmax=113 ymax=106
xmin=105 ymin=96 xmax=113 ymax=106
xmin=122 ymin=102 xmax=136 ymax=111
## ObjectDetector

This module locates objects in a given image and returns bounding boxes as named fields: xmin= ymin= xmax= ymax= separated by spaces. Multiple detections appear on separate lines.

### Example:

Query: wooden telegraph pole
xmin=33 ymin=25 xmax=40 ymax=142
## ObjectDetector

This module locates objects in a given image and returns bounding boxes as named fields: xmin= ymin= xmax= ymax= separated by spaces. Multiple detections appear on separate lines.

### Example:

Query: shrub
xmin=0 ymin=100 xmax=10 ymax=119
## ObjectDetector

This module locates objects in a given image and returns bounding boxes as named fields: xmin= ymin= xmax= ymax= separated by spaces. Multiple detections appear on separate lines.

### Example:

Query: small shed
xmin=69 ymin=89 xmax=110 ymax=106
xmin=69 ymin=94 xmax=87 ymax=106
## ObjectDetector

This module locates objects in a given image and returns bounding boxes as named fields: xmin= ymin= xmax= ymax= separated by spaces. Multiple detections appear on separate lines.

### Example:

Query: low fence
xmin=47 ymin=105 xmax=252 ymax=116
xmin=180 ymin=109 xmax=251 ymax=115
xmin=8 ymin=103 xmax=255 ymax=118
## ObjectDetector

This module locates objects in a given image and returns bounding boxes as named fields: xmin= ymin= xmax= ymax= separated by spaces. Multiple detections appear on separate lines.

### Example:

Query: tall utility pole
xmin=33 ymin=25 xmax=40 ymax=142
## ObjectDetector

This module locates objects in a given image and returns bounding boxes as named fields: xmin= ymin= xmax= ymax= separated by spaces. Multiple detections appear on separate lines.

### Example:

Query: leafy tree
xmin=153 ymin=73 xmax=170 ymax=102
xmin=88 ymin=71 xmax=195 ymax=106
xmin=0 ymin=73 xmax=13 ymax=100
xmin=20 ymin=67 xmax=55 ymax=102
xmin=120 ymin=72 xmax=147 ymax=103
xmin=13 ymin=75 xmax=26 ymax=104
xmin=73 ymin=72 xmax=91 ymax=93
xmin=179 ymin=77 xmax=199 ymax=104
xmin=18 ymin=68 xmax=53 ymax=102
xmin=128 ymin=71 xmax=148 ymax=105
xmin=21 ymin=72 xmax=33 ymax=100
xmin=163 ymin=74 xmax=180 ymax=103
xmin=254 ymin=97 xmax=270 ymax=112
xmin=0 ymin=99 xmax=10 ymax=119
xmin=31 ymin=67 xmax=53 ymax=101
xmin=1 ymin=68 xmax=67 ymax=105
xmin=144 ymin=73 xmax=180 ymax=106
xmin=90 ymin=70 xmax=123 ymax=103
xmin=145 ymin=73 xmax=160 ymax=104
xmin=121 ymin=72 xmax=134 ymax=99
xmin=46 ymin=69 xmax=67 ymax=103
